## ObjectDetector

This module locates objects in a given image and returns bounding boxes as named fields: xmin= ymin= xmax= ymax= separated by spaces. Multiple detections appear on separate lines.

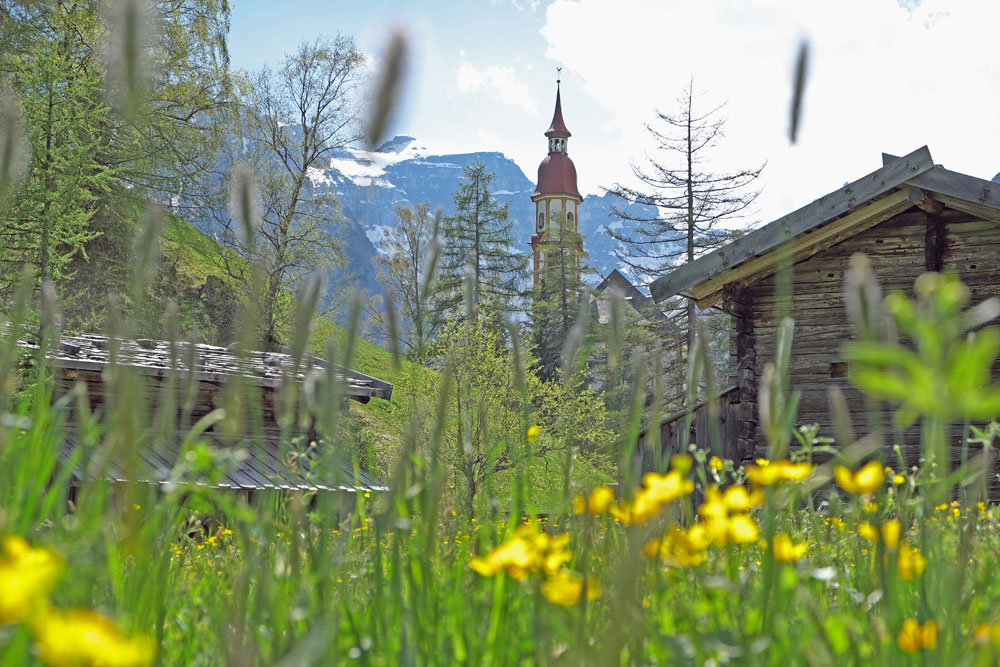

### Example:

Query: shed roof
xmin=60 ymin=432 xmax=387 ymax=493
xmin=649 ymin=146 xmax=1000 ymax=308
xmin=594 ymin=269 xmax=678 ymax=332
xmin=18 ymin=332 xmax=392 ymax=402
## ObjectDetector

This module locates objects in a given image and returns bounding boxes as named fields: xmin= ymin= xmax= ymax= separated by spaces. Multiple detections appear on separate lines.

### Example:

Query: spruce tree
xmin=531 ymin=210 xmax=586 ymax=381
xmin=435 ymin=163 xmax=527 ymax=325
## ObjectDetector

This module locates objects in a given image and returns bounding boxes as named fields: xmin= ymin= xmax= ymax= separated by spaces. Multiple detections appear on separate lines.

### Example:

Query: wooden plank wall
xmin=749 ymin=208 xmax=1000 ymax=490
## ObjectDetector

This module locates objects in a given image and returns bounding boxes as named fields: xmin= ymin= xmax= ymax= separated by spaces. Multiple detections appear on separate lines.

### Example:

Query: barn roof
xmin=19 ymin=332 xmax=392 ymax=402
xmin=649 ymin=146 xmax=1000 ymax=308
xmin=60 ymin=432 xmax=387 ymax=493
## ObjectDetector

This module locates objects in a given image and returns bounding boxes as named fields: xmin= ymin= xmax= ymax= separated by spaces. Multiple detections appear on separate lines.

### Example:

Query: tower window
xmin=567 ymin=212 xmax=574 ymax=229
xmin=538 ymin=212 xmax=545 ymax=231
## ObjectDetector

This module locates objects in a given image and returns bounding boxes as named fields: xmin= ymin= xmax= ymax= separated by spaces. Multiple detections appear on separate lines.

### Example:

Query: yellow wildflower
xmin=726 ymin=514 xmax=759 ymax=544
xmin=829 ymin=517 xmax=845 ymax=532
xmin=881 ymin=520 xmax=901 ymax=549
xmin=0 ymin=535 xmax=64 ymax=624
xmin=526 ymin=425 xmax=540 ymax=442
xmin=469 ymin=525 xmax=572 ymax=580
xmin=645 ymin=525 xmax=709 ymax=568
xmin=745 ymin=460 xmax=813 ymax=486
xmin=540 ymin=571 xmax=601 ymax=606
xmin=772 ymin=533 xmax=808 ymax=562
xmin=898 ymin=618 xmax=937 ymax=652
xmin=586 ymin=486 xmax=615 ymax=515
xmin=893 ymin=474 xmax=905 ymax=485
xmin=31 ymin=608 xmax=156 ymax=667
xmin=857 ymin=522 xmax=879 ymax=543
xmin=709 ymin=456 xmax=724 ymax=471
xmin=834 ymin=461 xmax=884 ymax=494
xmin=974 ymin=623 xmax=1000 ymax=645
xmin=897 ymin=541 xmax=926 ymax=580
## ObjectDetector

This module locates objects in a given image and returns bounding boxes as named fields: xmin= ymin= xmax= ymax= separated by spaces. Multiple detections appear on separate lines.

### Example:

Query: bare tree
xmin=207 ymin=36 xmax=366 ymax=349
xmin=368 ymin=202 xmax=440 ymax=360
xmin=605 ymin=79 xmax=764 ymax=354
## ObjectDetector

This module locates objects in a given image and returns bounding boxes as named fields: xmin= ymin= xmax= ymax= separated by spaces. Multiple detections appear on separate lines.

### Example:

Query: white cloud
xmin=541 ymin=0 xmax=1000 ymax=221
xmin=456 ymin=62 xmax=539 ymax=114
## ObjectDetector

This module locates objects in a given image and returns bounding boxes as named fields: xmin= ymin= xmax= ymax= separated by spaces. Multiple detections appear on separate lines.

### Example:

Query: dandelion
xmin=893 ymin=474 xmax=905 ymax=485
xmin=834 ymin=461 xmax=884 ymax=494
xmin=0 ymin=535 xmax=64 ymax=624
xmin=31 ymin=607 xmax=156 ymax=667
xmin=526 ymin=425 xmax=540 ymax=442
xmin=772 ymin=533 xmax=808 ymax=562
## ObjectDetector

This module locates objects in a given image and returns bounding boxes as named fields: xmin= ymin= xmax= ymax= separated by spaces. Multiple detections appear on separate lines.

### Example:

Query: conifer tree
xmin=531 ymin=210 xmax=586 ymax=381
xmin=605 ymin=80 xmax=763 ymax=354
xmin=435 ymin=163 xmax=527 ymax=325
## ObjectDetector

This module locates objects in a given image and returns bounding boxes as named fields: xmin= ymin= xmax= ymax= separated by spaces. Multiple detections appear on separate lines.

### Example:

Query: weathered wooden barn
xmin=639 ymin=146 xmax=1000 ymax=471
xmin=19 ymin=332 xmax=391 ymax=493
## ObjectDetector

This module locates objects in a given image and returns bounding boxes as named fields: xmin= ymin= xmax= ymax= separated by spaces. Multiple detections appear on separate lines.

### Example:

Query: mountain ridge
xmin=316 ymin=135 xmax=661 ymax=309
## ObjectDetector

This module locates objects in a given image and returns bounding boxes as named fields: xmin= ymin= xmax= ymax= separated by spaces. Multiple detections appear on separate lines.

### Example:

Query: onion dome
xmin=534 ymin=83 xmax=580 ymax=198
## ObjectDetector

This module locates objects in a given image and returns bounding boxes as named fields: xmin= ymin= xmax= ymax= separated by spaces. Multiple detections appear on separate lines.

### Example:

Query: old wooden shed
xmin=19 ymin=332 xmax=391 ymax=493
xmin=641 ymin=146 xmax=1000 ymax=471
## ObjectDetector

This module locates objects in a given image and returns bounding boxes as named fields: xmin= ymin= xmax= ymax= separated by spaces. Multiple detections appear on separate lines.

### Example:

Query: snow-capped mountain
xmin=315 ymin=135 xmax=661 ymax=308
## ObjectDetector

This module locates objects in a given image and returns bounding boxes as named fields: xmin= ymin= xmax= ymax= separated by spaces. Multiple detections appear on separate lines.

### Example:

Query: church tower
xmin=530 ymin=78 xmax=583 ymax=286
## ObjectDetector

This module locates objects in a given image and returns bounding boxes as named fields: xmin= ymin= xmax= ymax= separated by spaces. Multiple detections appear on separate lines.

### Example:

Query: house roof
xmin=649 ymin=146 xmax=1000 ymax=308
xmin=18 ymin=332 xmax=392 ymax=402
xmin=594 ymin=269 xmax=680 ymax=333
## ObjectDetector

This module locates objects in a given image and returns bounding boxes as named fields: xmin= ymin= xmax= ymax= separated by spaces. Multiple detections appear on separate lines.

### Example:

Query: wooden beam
xmin=905 ymin=167 xmax=1000 ymax=222
xmin=689 ymin=191 xmax=913 ymax=308
xmin=650 ymin=146 xmax=935 ymax=304
xmin=908 ymin=187 xmax=945 ymax=215
xmin=933 ymin=194 xmax=1000 ymax=225
xmin=924 ymin=213 xmax=945 ymax=272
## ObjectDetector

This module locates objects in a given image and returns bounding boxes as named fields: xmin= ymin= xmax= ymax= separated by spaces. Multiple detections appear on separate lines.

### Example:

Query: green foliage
xmin=435 ymin=163 xmax=528 ymax=325
xmin=369 ymin=203 xmax=440 ymax=360
xmin=420 ymin=315 xmax=612 ymax=512
xmin=531 ymin=210 xmax=586 ymax=381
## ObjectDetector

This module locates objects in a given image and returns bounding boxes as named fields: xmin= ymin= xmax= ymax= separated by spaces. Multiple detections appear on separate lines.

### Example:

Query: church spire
xmin=545 ymin=73 xmax=571 ymax=140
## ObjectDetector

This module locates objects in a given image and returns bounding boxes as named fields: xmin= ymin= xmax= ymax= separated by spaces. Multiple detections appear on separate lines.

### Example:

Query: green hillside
xmin=160 ymin=216 xmax=427 ymax=474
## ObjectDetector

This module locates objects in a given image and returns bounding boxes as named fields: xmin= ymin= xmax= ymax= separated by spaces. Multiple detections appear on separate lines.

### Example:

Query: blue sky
xmin=229 ymin=0 xmax=1000 ymax=225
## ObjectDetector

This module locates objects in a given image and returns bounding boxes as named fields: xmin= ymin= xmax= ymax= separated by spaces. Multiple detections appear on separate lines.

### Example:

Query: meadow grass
xmin=2 ymin=244 xmax=1000 ymax=666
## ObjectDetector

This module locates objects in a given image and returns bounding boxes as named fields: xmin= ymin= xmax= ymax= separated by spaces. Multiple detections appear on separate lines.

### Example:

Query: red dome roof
xmin=534 ymin=152 xmax=581 ymax=198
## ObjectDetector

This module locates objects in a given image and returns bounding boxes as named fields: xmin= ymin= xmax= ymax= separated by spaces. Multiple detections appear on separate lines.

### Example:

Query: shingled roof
xmin=20 ymin=332 xmax=392 ymax=401
xmin=649 ymin=146 xmax=1000 ymax=308
xmin=15 ymin=330 xmax=392 ymax=492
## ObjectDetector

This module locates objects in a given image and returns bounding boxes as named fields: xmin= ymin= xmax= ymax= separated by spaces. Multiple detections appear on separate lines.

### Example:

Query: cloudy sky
xmin=229 ymin=0 xmax=1000 ymax=223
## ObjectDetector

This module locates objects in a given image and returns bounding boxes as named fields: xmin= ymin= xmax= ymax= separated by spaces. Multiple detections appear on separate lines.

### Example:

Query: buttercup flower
xmin=0 ymin=535 xmax=64 ymax=624
xmin=898 ymin=618 xmax=937 ymax=653
xmin=834 ymin=461 xmax=885 ymax=494
xmin=31 ymin=607 xmax=156 ymax=667
xmin=772 ymin=533 xmax=808 ymax=562
xmin=540 ymin=571 xmax=600 ymax=606
xmin=526 ymin=425 xmax=540 ymax=442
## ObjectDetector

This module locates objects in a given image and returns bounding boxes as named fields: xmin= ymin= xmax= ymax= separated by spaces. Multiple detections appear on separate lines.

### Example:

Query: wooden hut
xmin=18 ymin=332 xmax=391 ymax=493
xmin=641 ymin=146 xmax=1000 ymax=473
